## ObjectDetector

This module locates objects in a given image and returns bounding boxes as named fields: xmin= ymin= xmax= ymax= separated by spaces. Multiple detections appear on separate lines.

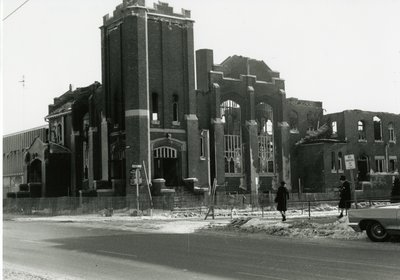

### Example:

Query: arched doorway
xmin=153 ymin=146 xmax=180 ymax=186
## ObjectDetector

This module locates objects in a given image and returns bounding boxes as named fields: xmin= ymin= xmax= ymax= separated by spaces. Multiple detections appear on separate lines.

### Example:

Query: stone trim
xmin=125 ymin=109 xmax=149 ymax=117
xmin=185 ymin=114 xmax=198 ymax=121
xmin=150 ymin=128 xmax=186 ymax=134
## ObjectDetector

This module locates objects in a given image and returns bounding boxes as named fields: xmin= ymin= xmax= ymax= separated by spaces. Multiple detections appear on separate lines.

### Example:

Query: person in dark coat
xmin=390 ymin=177 xmax=400 ymax=203
xmin=338 ymin=175 xmax=351 ymax=218
xmin=275 ymin=181 xmax=289 ymax=221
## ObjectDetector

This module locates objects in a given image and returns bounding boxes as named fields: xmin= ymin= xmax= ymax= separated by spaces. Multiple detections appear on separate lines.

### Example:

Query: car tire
xmin=366 ymin=221 xmax=390 ymax=242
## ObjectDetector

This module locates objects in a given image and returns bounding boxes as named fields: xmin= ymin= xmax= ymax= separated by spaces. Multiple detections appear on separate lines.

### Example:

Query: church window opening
xmin=289 ymin=110 xmax=298 ymax=132
xmin=388 ymin=122 xmax=395 ymax=142
xmin=57 ymin=124 xmax=63 ymax=143
xmin=172 ymin=94 xmax=179 ymax=123
xmin=306 ymin=111 xmax=317 ymax=132
xmin=389 ymin=156 xmax=397 ymax=173
xmin=50 ymin=118 xmax=64 ymax=145
xmin=256 ymin=102 xmax=274 ymax=174
xmin=373 ymin=116 xmax=382 ymax=141
xmin=332 ymin=121 xmax=337 ymax=135
xmin=338 ymin=152 xmax=343 ymax=172
xmin=151 ymin=92 xmax=159 ymax=122
xmin=220 ymin=100 xmax=242 ymax=174
xmin=200 ymin=136 xmax=205 ymax=158
xmin=153 ymin=146 xmax=177 ymax=159
xmin=375 ymin=156 xmax=385 ymax=173
xmin=358 ymin=120 xmax=366 ymax=141
xmin=331 ymin=151 xmax=336 ymax=172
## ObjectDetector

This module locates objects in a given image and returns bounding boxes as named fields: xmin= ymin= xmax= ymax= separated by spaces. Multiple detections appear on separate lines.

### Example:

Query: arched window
xmin=358 ymin=120 xmax=366 ymax=141
xmin=221 ymin=100 xmax=242 ymax=174
xmin=172 ymin=94 xmax=179 ymax=123
xmin=373 ymin=116 xmax=382 ymax=141
xmin=50 ymin=119 xmax=64 ymax=144
xmin=256 ymin=103 xmax=274 ymax=174
xmin=153 ymin=146 xmax=177 ymax=159
xmin=388 ymin=122 xmax=395 ymax=142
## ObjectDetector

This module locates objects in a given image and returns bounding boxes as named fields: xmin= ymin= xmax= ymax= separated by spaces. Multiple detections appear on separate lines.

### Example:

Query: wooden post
xmin=350 ymin=169 xmax=358 ymax=209
xmin=143 ymin=161 xmax=153 ymax=216
xmin=205 ymin=178 xmax=217 ymax=220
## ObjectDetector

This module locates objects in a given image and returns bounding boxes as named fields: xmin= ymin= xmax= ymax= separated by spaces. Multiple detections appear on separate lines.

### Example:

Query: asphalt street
xmin=3 ymin=219 xmax=400 ymax=280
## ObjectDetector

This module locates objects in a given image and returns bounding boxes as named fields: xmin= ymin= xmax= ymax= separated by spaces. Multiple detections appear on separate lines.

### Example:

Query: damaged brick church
xmin=4 ymin=0 xmax=400 ymax=199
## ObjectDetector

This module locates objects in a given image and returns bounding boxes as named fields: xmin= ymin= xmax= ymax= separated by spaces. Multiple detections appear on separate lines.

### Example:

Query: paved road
xmin=3 ymin=219 xmax=400 ymax=280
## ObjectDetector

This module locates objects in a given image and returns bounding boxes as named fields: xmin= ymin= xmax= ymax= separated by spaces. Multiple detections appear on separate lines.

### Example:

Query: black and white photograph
xmin=2 ymin=0 xmax=400 ymax=279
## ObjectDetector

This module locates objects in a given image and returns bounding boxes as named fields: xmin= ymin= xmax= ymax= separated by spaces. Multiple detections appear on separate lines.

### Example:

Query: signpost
xmin=344 ymin=154 xmax=358 ymax=208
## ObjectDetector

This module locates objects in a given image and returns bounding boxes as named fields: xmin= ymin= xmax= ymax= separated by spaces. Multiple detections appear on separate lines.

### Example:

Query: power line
xmin=3 ymin=0 xmax=32 ymax=22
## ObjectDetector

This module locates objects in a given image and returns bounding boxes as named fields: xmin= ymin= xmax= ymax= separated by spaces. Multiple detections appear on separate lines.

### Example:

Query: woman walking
xmin=338 ymin=175 xmax=351 ymax=218
xmin=275 ymin=181 xmax=289 ymax=221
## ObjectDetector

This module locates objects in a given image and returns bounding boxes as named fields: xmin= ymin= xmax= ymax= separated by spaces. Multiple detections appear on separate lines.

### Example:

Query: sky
xmin=2 ymin=0 xmax=400 ymax=135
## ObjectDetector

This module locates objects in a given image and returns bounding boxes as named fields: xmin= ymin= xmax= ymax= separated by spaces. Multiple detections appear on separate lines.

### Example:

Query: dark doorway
xmin=28 ymin=159 xmax=42 ymax=183
xmin=153 ymin=146 xmax=180 ymax=186
xmin=154 ymin=158 xmax=179 ymax=186
xmin=357 ymin=156 xmax=369 ymax=181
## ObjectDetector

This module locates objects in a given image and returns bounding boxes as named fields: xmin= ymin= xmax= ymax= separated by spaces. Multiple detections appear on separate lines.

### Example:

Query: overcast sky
xmin=2 ymin=0 xmax=400 ymax=135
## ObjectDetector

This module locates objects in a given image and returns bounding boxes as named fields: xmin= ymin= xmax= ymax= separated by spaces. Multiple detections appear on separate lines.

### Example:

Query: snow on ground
xmin=3 ymin=263 xmax=81 ymax=280
xmin=10 ymin=203 xmax=368 ymax=240
xmin=211 ymin=216 xmax=364 ymax=240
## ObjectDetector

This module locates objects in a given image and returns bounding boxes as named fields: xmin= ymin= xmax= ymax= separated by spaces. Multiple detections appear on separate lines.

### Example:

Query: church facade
xmin=4 ymin=0 xmax=399 ymax=199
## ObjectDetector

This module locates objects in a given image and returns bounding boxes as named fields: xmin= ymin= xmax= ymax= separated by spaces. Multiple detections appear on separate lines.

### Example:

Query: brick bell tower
xmin=101 ymin=0 xmax=198 ymax=193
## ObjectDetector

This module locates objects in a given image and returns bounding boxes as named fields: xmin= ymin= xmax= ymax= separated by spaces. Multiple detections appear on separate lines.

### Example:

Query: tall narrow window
xmin=331 ymin=121 xmax=337 ymax=135
xmin=358 ymin=120 xmax=366 ymax=141
xmin=200 ymin=136 xmax=205 ymax=158
xmin=289 ymin=110 xmax=298 ymax=132
xmin=172 ymin=94 xmax=179 ymax=123
xmin=375 ymin=156 xmax=385 ymax=173
xmin=388 ymin=122 xmax=395 ymax=142
xmin=389 ymin=156 xmax=397 ymax=173
xmin=221 ymin=100 xmax=242 ymax=174
xmin=331 ymin=151 xmax=336 ymax=171
xmin=151 ymin=92 xmax=159 ymax=122
xmin=57 ymin=124 xmax=63 ymax=143
xmin=307 ymin=111 xmax=316 ymax=132
xmin=338 ymin=152 xmax=343 ymax=172
xmin=373 ymin=116 xmax=382 ymax=141
xmin=257 ymin=102 xmax=274 ymax=174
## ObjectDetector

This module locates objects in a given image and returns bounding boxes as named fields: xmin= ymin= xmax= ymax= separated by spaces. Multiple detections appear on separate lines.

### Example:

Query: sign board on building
xmin=344 ymin=154 xmax=356 ymax=170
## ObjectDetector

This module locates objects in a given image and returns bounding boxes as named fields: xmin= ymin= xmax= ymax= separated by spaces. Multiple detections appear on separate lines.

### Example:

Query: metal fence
xmin=2 ymin=192 xmax=392 ymax=218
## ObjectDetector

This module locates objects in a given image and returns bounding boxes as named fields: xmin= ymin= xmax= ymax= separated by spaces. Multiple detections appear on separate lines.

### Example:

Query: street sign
xmin=344 ymin=154 xmax=356 ymax=170
xmin=129 ymin=165 xmax=142 ymax=186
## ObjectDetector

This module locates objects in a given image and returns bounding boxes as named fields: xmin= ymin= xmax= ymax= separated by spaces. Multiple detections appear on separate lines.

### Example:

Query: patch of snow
xmin=3 ymin=263 xmax=80 ymax=280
